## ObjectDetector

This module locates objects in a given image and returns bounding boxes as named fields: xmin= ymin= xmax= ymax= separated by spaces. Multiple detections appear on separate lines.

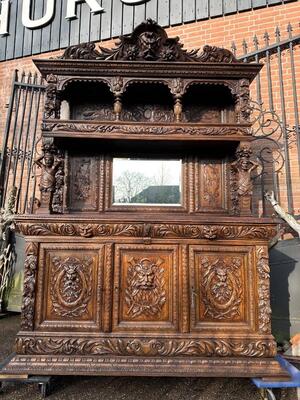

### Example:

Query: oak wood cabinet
xmin=2 ymin=20 xmax=286 ymax=378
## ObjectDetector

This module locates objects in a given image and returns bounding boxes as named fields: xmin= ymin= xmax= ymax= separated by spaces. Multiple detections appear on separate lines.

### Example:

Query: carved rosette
xmin=257 ymin=247 xmax=272 ymax=334
xmin=50 ymin=256 xmax=93 ymax=318
xmin=20 ymin=243 xmax=38 ymax=331
xmin=16 ymin=222 xmax=277 ymax=241
xmin=15 ymin=337 xmax=276 ymax=358
xmin=125 ymin=257 xmax=166 ymax=318
xmin=201 ymin=256 xmax=243 ymax=320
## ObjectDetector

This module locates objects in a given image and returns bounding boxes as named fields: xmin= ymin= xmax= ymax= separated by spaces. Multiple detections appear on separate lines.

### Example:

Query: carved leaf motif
xmin=201 ymin=256 xmax=243 ymax=320
xmin=17 ymin=222 xmax=277 ymax=240
xmin=257 ymin=247 xmax=272 ymax=333
xmin=125 ymin=257 xmax=166 ymax=318
xmin=16 ymin=337 xmax=276 ymax=358
xmin=50 ymin=256 xmax=93 ymax=318
xmin=20 ymin=243 xmax=38 ymax=331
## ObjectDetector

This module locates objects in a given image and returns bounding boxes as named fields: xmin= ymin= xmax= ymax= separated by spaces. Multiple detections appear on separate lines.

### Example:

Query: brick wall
xmin=0 ymin=1 xmax=299 ymax=213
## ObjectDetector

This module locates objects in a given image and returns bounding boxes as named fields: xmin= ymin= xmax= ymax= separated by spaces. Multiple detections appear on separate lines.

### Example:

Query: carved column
xmin=20 ymin=243 xmax=38 ymax=331
xmin=110 ymin=77 xmax=124 ymax=121
xmin=230 ymin=142 xmax=258 ymax=216
xmin=170 ymin=78 xmax=184 ymax=123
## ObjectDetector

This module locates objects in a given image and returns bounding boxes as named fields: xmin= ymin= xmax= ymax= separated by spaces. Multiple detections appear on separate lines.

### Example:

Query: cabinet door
xmin=35 ymin=243 xmax=104 ymax=332
xmin=113 ymin=244 xmax=179 ymax=332
xmin=189 ymin=244 xmax=256 ymax=333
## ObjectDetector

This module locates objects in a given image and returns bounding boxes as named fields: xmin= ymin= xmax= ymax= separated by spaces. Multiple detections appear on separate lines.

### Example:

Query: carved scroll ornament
xmin=60 ymin=19 xmax=239 ymax=64
xmin=16 ymin=337 xmax=276 ymax=358
xmin=257 ymin=247 xmax=272 ymax=334
xmin=17 ymin=222 xmax=277 ymax=240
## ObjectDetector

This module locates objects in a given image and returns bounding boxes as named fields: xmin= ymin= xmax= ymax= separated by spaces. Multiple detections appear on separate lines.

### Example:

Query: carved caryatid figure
xmin=231 ymin=143 xmax=259 ymax=215
xmin=35 ymin=141 xmax=63 ymax=214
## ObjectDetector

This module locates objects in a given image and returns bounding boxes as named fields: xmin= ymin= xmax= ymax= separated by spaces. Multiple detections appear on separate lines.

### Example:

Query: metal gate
xmin=234 ymin=23 xmax=300 ymax=217
xmin=0 ymin=71 xmax=45 ymax=214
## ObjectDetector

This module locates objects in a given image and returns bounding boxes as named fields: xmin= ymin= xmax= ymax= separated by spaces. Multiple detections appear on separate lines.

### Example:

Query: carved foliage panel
xmin=113 ymin=244 xmax=179 ymax=332
xmin=36 ymin=244 xmax=104 ymax=331
xmin=68 ymin=155 xmax=100 ymax=211
xmin=196 ymin=159 xmax=228 ymax=212
xmin=190 ymin=245 xmax=253 ymax=331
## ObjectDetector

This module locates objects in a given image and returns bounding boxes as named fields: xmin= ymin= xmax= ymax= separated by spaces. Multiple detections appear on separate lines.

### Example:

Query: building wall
xmin=0 ymin=0 xmax=299 ymax=212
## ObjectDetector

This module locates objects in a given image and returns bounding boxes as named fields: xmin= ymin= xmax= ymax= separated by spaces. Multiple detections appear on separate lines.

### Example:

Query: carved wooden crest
xmin=61 ymin=19 xmax=239 ymax=63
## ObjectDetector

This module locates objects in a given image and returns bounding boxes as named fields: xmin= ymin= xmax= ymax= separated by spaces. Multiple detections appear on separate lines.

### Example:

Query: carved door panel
xmin=113 ymin=244 xmax=179 ymax=332
xmin=189 ymin=244 xmax=256 ymax=333
xmin=35 ymin=243 xmax=104 ymax=332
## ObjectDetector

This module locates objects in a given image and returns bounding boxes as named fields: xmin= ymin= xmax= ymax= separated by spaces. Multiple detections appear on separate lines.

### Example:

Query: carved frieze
xmin=20 ymin=243 xmax=38 ymax=331
xmin=257 ymin=247 xmax=272 ymax=334
xmin=42 ymin=122 xmax=251 ymax=137
xmin=17 ymin=222 xmax=277 ymax=240
xmin=15 ymin=337 xmax=276 ymax=358
xmin=125 ymin=257 xmax=166 ymax=318
xmin=200 ymin=256 xmax=243 ymax=320
xmin=50 ymin=256 xmax=93 ymax=318
xmin=60 ymin=19 xmax=240 ymax=64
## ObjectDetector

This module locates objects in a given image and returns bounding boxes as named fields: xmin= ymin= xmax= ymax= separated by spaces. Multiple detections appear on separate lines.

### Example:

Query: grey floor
xmin=0 ymin=314 xmax=296 ymax=399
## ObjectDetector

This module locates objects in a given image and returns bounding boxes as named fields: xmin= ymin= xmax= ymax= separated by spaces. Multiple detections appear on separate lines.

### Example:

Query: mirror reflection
xmin=112 ymin=158 xmax=182 ymax=206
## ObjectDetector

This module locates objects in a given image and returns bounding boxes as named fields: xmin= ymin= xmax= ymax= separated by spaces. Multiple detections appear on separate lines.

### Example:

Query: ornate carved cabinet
xmin=3 ymin=20 xmax=286 ymax=378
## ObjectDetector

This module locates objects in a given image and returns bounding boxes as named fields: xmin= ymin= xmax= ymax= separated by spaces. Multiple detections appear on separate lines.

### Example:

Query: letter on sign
xmin=66 ymin=0 xmax=104 ymax=19
xmin=0 ymin=0 xmax=10 ymax=35
xmin=120 ymin=0 xmax=149 ymax=4
xmin=22 ymin=0 xmax=55 ymax=29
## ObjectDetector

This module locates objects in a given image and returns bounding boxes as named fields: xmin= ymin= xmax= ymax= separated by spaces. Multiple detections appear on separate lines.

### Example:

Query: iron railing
xmin=0 ymin=71 xmax=45 ymax=214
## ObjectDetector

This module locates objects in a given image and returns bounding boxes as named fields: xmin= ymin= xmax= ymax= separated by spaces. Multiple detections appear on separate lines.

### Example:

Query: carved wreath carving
xmin=60 ymin=19 xmax=239 ymax=64
xmin=125 ymin=257 xmax=166 ymax=318
xmin=50 ymin=256 xmax=93 ymax=318
xmin=16 ymin=337 xmax=276 ymax=358
xmin=201 ymin=256 xmax=243 ymax=320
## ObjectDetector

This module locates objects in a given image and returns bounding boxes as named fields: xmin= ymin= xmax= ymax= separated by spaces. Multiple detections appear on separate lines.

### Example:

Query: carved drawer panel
xmin=35 ymin=243 xmax=104 ymax=331
xmin=113 ymin=244 xmax=179 ymax=332
xmin=189 ymin=245 xmax=255 ymax=332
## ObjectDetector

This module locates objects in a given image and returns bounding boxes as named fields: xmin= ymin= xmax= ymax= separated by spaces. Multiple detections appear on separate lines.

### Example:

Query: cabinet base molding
xmin=1 ymin=354 xmax=287 ymax=378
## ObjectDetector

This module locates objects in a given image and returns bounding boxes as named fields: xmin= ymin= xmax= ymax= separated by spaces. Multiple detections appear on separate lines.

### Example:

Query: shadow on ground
xmin=0 ymin=314 xmax=296 ymax=400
